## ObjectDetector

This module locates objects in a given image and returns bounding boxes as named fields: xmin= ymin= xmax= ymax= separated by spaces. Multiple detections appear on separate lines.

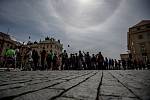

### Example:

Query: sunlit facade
xmin=28 ymin=37 xmax=63 ymax=56
xmin=128 ymin=20 xmax=150 ymax=62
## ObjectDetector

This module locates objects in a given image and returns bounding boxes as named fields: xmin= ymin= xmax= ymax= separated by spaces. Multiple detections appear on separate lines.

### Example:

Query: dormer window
xmin=138 ymin=35 xmax=143 ymax=39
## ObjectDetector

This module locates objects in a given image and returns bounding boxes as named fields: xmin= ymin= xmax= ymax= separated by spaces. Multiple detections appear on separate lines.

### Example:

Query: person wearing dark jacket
xmin=32 ymin=49 xmax=39 ymax=70
xmin=97 ymin=52 xmax=104 ymax=70
xmin=53 ymin=53 xmax=58 ymax=70
xmin=40 ymin=47 xmax=46 ymax=70
xmin=46 ymin=50 xmax=53 ymax=70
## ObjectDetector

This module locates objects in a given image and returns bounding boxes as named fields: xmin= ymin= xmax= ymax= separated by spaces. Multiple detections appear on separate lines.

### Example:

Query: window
xmin=55 ymin=45 xmax=57 ymax=49
xmin=140 ymin=44 xmax=145 ymax=53
xmin=137 ymin=27 xmax=140 ymax=30
xmin=138 ymin=35 xmax=143 ymax=39
xmin=146 ymin=25 xmax=150 ymax=28
xmin=141 ymin=26 xmax=145 ymax=29
xmin=147 ymin=33 xmax=150 ymax=37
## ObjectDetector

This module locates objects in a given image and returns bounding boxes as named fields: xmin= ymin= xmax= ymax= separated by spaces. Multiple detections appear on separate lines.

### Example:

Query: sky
xmin=0 ymin=0 xmax=150 ymax=59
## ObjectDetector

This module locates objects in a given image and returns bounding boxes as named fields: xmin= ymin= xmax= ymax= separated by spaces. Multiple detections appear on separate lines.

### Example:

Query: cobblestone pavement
xmin=0 ymin=70 xmax=150 ymax=100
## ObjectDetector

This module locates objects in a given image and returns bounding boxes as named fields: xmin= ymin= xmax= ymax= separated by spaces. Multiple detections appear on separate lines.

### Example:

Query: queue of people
xmin=0 ymin=46 xmax=150 ymax=71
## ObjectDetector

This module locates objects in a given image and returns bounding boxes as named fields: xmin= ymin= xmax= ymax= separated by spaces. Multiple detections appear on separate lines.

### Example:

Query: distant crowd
xmin=0 ymin=46 xmax=150 ymax=71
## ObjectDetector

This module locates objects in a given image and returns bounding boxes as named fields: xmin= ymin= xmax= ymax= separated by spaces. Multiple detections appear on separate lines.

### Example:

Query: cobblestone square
xmin=0 ymin=70 xmax=150 ymax=100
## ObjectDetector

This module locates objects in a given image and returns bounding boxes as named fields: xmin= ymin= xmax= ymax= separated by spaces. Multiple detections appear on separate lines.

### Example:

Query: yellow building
xmin=28 ymin=37 xmax=63 ymax=56
xmin=128 ymin=20 xmax=150 ymax=62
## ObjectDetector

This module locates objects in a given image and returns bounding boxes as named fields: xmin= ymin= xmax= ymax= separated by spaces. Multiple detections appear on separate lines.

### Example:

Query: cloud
xmin=0 ymin=0 xmax=150 ymax=59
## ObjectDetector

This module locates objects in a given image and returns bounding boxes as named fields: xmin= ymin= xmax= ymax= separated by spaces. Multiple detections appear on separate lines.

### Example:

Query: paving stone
xmin=0 ymin=70 xmax=149 ymax=100
xmin=101 ymin=71 xmax=136 ymax=99
xmin=13 ymin=89 xmax=63 ymax=100
xmin=109 ymin=71 xmax=150 ymax=100
xmin=101 ymin=96 xmax=138 ymax=100
xmin=60 ymin=71 xmax=101 ymax=100
xmin=2 ymin=71 xmax=93 ymax=100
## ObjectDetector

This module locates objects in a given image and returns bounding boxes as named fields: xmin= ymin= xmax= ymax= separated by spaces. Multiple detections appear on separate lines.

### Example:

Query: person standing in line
xmin=28 ymin=48 xmax=33 ymax=70
xmin=0 ymin=45 xmax=4 ymax=67
xmin=69 ymin=54 xmax=74 ymax=70
xmin=22 ymin=47 xmax=32 ymax=71
xmin=104 ymin=57 xmax=108 ymax=70
xmin=133 ymin=59 xmax=137 ymax=70
xmin=15 ymin=46 xmax=21 ymax=69
xmin=32 ymin=49 xmax=39 ymax=71
xmin=146 ymin=59 xmax=150 ymax=69
xmin=61 ymin=50 xmax=68 ymax=70
xmin=78 ymin=50 xmax=84 ymax=70
xmin=57 ymin=54 xmax=62 ymax=70
xmin=74 ymin=53 xmax=79 ymax=70
xmin=111 ymin=59 xmax=114 ymax=70
xmin=40 ymin=47 xmax=46 ymax=70
xmin=91 ymin=54 xmax=96 ymax=70
xmin=4 ymin=46 xmax=15 ymax=71
xmin=118 ymin=60 xmax=121 ymax=70
xmin=0 ymin=45 xmax=3 ymax=56
xmin=97 ymin=52 xmax=104 ymax=70
xmin=72 ymin=54 xmax=76 ymax=70
xmin=53 ymin=53 xmax=58 ymax=70
xmin=85 ymin=52 xmax=91 ymax=70
xmin=108 ymin=58 xmax=112 ymax=70
xmin=114 ymin=59 xmax=118 ymax=70
xmin=122 ymin=59 xmax=126 ymax=70
xmin=46 ymin=50 xmax=54 ymax=70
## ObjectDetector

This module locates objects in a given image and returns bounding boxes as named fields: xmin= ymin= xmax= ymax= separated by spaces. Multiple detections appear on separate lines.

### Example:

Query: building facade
xmin=120 ymin=53 xmax=129 ymax=61
xmin=128 ymin=20 xmax=150 ymax=62
xmin=28 ymin=37 xmax=63 ymax=57
xmin=0 ymin=32 xmax=19 ymax=56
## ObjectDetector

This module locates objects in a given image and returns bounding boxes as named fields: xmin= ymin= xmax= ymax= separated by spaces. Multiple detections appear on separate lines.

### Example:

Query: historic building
xmin=128 ymin=20 xmax=150 ymax=62
xmin=0 ymin=32 xmax=19 ymax=56
xmin=27 ymin=37 xmax=63 ymax=56
xmin=120 ymin=53 xmax=129 ymax=61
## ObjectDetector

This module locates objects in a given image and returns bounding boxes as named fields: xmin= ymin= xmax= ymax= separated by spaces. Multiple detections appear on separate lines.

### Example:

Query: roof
xmin=0 ymin=32 xmax=10 ymax=39
xmin=132 ymin=20 xmax=150 ymax=27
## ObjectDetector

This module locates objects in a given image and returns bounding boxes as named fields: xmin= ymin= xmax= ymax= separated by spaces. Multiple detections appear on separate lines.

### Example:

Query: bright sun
xmin=79 ymin=0 xmax=92 ymax=4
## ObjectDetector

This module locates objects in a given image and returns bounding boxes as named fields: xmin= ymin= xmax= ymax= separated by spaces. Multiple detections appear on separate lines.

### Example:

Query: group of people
xmin=0 ymin=46 xmax=150 ymax=71
xmin=60 ymin=50 xmax=150 ymax=70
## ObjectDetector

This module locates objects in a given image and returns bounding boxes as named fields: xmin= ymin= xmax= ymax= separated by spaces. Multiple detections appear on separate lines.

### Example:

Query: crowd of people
xmin=0 ymin=46 xmax=150 ymax=71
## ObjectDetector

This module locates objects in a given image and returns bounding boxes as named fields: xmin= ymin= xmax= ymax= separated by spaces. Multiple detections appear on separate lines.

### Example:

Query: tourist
xmin=40 ymin=47 xmax=46 ymax=70
xmin=97 ymin=52 xmax=104 ymax=70
xmin=46 ymin=50 xmax=53 ymax=70
xmin=32 ymin=49 xmax=39 ymax=70
xmin=61 ymin=50 xmax=68 ymax=70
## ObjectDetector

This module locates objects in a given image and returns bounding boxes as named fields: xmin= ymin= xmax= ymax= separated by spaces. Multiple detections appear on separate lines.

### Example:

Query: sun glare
xmin=79 ymin=0 xmax=92 ymax=4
